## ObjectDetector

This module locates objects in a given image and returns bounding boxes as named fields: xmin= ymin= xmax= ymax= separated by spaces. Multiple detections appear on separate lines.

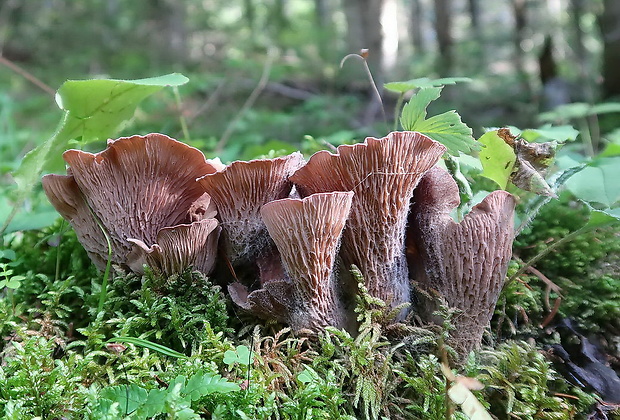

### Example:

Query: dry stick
xmin=0 ymin=55 xmax=55 ymax=96
xmin=215 ymin=49 xmax=277 ymax=154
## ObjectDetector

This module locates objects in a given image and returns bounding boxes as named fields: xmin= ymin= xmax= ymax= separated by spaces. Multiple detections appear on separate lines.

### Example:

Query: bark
xmin=600 ymin=0 xmax=620 ymax=98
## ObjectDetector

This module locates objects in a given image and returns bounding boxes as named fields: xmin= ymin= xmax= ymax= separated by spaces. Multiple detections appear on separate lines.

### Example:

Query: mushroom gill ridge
xmin=290 ymin=131 xmax=446 ymax=315
xmin=42 ymin=133 xmax=221 ymax=274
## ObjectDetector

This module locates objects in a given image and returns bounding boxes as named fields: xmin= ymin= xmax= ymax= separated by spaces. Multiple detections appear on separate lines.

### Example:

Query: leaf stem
xmin=173 ymin=86 xmax=190 ymax=143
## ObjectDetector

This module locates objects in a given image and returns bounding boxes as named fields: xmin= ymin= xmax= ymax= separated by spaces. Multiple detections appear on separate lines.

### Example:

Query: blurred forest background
xmin=1 ymin=0 xmax=619 ymax=163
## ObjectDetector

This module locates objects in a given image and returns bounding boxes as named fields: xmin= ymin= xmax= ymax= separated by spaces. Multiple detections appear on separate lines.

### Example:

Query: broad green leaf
xmin=585 ymin=205 xmax=620 ymax=228
xmin=539 ymin=101 xmax=620 ymax=122
xmin=600 ymin=143 xmax=620 ymax=157
xmin=520 ymin=124 xmax=579 ymax=143
xmin=564 ymin=156 xmax=620 ymax=208
xmin=11 ymin=73 xmax=188 ymax=198
xmin=108 ymin=336 xmax=188 ymax=359
xmin=478 ymin=130 xmax=516 ymax=189
xmin=400 ymin=87 xmax=477 ymax=155
xmin=384 ymin=77 xmax=471 ymax=93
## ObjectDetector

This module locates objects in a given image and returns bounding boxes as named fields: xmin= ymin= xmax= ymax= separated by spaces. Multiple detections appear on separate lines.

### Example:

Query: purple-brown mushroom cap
xmin=196 ymin=152 xmax=305 ymax=265
xmin=42 ymin=133 xmax=221 ymax=273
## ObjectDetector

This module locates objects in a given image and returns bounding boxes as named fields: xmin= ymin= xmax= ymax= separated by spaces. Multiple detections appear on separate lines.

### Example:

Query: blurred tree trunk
xmin=569 ymin=0 xmax=593 ymax=101
xmin=511 ymin=0 xmax=532 ymax=99
xmin=314 ymin=0 xmax=336 ymax=62
xmin=409 ymin=0 xmax=425 ymax=54
xmin=433 ymin=0 xmax=453 ymax=76
xmin=467 ymin=0 xmax=481 ymax=38
xmin=599 ymin=0 xmax=620 ymax=98
xmin=244 ymin=0 xmax=256 ymax=35
xmin=343 ymin=0 xmax=384 ymax=76
xmin=148 ymin=0 xmax=188 ymax=65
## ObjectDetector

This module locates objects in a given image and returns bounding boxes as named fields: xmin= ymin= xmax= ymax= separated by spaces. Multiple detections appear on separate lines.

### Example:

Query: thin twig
xmin=0 ymin=55 xmax=55 ymax=96
xmin=173 ymin=86 xmax=190 ymax=143
xmin=216 ymin=49 xmax=277 ymax=154
xmin=340 ymin=50 xmax=387 ymax=124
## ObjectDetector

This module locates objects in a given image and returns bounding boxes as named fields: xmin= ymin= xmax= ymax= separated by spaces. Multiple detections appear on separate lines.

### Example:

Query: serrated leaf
xmin=478 ymin=130 xmax=516 ymax=189
xmin=11 ymin=73 xmax=188 ymax=199
xmin=384 ymin=77 xmax=471 ymax=93
xmin=400 ymin=87 xmax=441 ymax=130
xmin=565 ymin=156 xmax=620 ymax=208
xmin=400 ymin=87 xmax=477 ymax=155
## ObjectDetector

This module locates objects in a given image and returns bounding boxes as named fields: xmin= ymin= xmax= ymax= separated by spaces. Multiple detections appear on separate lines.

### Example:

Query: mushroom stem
xmin=408 ymin=167 xmax=516 ymax=361
xmin=260 ymin=192 xmax=354 ymax=332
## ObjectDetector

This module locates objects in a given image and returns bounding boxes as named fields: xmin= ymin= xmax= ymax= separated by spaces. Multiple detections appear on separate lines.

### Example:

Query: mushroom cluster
xmin=43 ymin=131 xmax=516 ymax=358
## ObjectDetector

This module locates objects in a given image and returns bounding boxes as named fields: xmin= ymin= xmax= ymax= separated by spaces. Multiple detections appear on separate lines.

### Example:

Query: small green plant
xmin=89 ymin=369 xmax=240 ymax=419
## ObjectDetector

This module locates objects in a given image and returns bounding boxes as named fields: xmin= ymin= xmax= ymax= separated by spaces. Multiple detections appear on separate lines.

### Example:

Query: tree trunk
xmin=511 ymin=0 xmax=532 ymax=99
xmin=467 ymin=0 xmax=481 ymax=38
xmin=600 ymin=0 xmax=620 ymax=98
xmin=433 ymin=0 xmax=453 ymax=76
xmin=343 ymin=0 xmax=384 ymax=76
xmin=409 ymin=0 xmax=425 ymax=54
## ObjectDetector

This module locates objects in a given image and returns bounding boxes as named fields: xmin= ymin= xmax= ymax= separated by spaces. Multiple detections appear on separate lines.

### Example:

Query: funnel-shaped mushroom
xmin=42 ymin=133 xmax=221 ymax=275
xmin=408 ymin=166 xmax=516 ymax=360
xmin=290 ymin=132 xmax=446 ymax=314
xmin=197 ymin=152 xmax=304 ymax=266
xmin=260 ymin=192 xmax=353 ymax=332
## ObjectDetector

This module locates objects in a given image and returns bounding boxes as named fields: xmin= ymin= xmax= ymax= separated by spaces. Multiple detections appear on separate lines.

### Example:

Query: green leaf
xmin=384 ymin=77 xmax=471 ymax=93
xmin=183 ymin=370 xmax=240 ymax=400
xmin=478 ymin=130 xmax=516 ymax=189
xmin=400 ymin=87 xmax=477 ymax=155
xmin=539 ymin=101 xmax=620 ymax=122
xmin=107 ymin=336 xmax=188 ymax=359
xmin=100 ymin=384 xmax=149 ymax=415
xmin=11 ymin=73 xmax=188 ymax=199
xmin=223 ymin=345 xmax=253 ymax=366
xmin=585 ymin=205 xmax=620 ymax=229
xmin=297 ymin=367 xmax=318 ymax=384
xmin=564 ymin=156 xmax=620 ymax=208
xmin=138 ymin=388 xmax=167 ymax=418
xmin=520 ymin=124 xmax=579 ymax=143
